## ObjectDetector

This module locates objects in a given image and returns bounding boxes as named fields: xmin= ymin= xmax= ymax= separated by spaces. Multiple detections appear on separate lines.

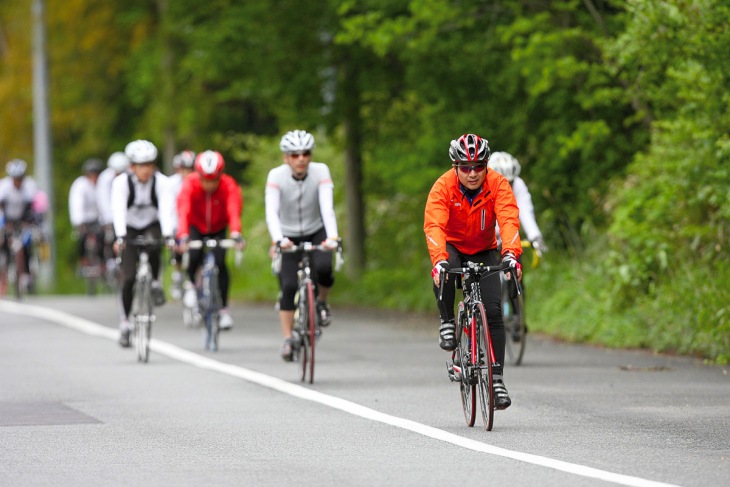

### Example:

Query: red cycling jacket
xmin=424 ymin=168 xmax=521 ymax=265
xmin=176 ymin=173 xmax=243 ymax=238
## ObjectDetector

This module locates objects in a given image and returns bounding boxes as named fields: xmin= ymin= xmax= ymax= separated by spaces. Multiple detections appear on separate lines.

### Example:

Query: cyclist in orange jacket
xmin=424 ymin=133 xmax=522 ymax=410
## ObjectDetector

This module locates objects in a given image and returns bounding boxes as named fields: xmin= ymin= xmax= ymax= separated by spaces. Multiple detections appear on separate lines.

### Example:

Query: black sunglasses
xmin=454 ymin=163 xmax=487 ymax=173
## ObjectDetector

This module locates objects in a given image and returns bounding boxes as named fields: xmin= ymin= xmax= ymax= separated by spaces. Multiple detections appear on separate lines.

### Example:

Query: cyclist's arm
xmin=68 ymin=178 xmax=85 ymax=228
xmin=493 ymin=176 xmax=522 ymax=258
xmin=317 ymin=170 xmax=338 ymax=239
xmin=424 ymin=176 xmax=450 ymax=265
xmin=512 ymin=177 xmax=542 ymax=242
xmin=265 ymin=177 xmax=284 ymax=243
xmin=110 ymin=172 xmax=129 ymax=238
xmin=155 ymin=173 xmax=176 ymax=237
xmin=222 ymin=175 xmax=243 ymax=235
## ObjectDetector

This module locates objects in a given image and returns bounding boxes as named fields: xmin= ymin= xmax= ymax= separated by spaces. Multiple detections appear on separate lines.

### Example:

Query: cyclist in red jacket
xmin=176 ymin=150 xmax=244 ymax=329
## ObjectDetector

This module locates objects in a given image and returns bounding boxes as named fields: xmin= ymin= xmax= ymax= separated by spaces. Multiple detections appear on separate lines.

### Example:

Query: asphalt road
xmin=0 ymin=295 xmax=728 ymax=487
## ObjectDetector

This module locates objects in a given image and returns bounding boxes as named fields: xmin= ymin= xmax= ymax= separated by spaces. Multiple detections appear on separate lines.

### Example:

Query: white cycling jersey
xmin=265 ymin=162 xmax=338 ymax=242
xmin=96 ymin=167 xmax=121 ymax=225
xmin=495 ymin=175 xmax=542 ymax=242
xmin=110 ymin=171 xmax=175 ymax=238
xmin=68 ymin=175 xmax=99 ymax=227
xmin=0 ymin=176 xmax=38 ymax=222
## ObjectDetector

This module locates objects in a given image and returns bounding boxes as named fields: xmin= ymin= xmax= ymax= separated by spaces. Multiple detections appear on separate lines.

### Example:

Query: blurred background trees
xmin=1 ymin=0 xmax=727 ymax=362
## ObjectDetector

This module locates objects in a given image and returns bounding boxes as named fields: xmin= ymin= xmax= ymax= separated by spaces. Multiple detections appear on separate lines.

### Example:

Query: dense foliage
xmin=1 ymin=0 xmax=727 ymax=362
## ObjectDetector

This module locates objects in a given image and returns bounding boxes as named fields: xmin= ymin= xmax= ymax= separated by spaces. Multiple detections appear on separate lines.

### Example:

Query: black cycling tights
xmin=120 ymin=224 xmax=162 ymax=319
xmin=186 ymin=227 xmax=230 ymax=308
xmin=278 ymin=227 xmax=334 ymax=312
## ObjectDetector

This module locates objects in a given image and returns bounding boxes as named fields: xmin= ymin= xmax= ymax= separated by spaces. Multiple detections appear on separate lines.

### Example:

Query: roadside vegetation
xmin=1 ymin=1 xmax=727 ymax=363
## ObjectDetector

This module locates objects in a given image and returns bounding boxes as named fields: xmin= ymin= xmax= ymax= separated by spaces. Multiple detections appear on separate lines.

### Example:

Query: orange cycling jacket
xmin=424 ymin=168 xmax=521 ymax=265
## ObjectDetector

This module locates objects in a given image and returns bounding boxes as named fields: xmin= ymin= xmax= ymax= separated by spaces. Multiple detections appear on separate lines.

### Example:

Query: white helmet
xmin=124 ymin=139 xmax=158 ymax=164
xmin=279 ymin=130 xmax=315 ymax=153
xmin=173 ymin=150 xmax=196 ymax=169
xmin=487 ymin=152 xmax=521 ymax=182
xmin=6 ymin=159 xmax=28 ymax=178
xmin=108 ymin=152 xmax=130 ymax=173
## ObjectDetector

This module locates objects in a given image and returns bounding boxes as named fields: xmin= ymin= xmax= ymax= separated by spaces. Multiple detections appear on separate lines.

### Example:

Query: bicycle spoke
xmin=457 ymin=303 xmax=476 ymax=427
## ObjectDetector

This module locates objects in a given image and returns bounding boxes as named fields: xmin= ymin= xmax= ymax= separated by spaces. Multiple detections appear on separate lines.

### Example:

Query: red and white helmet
xmin=448 ymin=134 xmax=490 ymax=163
xmin=195 ymin=150 xmax=225 ymax=180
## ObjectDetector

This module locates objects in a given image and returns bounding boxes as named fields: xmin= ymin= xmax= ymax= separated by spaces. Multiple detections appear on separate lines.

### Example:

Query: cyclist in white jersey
xmin=68 ymin=158 xmax=104 ymax=266
xmin=487 ymin=152 xmax=547 ymax=253
xmin=265 ymin=130 xmax=339 ymax=361
xmin=168 ymin=150 xmax=195 ymax=300
xmin=0 ymin=159 xmax=41 ymax=288
xmin=97 ymin=152 xmax=130 ymax=275
xmin=111 ymin=140 xmax=175 ymax=347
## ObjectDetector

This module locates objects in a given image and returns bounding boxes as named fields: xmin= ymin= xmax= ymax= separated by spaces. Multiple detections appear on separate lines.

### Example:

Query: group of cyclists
xmin=6 ymin=130 xmax=547 ymax=410
xmin=64 ymin=130 xmax=339 ymax=361
xmin=425 ymin=133 xmax=546 ymax=411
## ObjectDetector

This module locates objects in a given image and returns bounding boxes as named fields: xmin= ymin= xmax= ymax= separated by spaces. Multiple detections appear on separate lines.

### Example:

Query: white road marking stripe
xmin=1 ymin=300 xmax=682 ymax=487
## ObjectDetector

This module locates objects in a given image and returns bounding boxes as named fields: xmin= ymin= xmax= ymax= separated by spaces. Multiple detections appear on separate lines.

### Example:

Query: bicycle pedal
xmin=446 ymin=362 xmax=461 ymax=382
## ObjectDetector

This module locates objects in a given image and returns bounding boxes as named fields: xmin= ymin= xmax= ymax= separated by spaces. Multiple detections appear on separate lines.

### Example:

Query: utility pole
xmin=32 ymin=0 xmax=55 ymax=286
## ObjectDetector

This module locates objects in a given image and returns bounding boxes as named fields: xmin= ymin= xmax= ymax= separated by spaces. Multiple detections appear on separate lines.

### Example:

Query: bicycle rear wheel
xmin=475 ymin=302 xmax=495 ymax=431
xmin=456 ymin=302 xmax=476 ymax=427
xmin=134 ymin=278 xmax=153 ymax=363
xmin=503 ymin=281 xmax=526 ymax=366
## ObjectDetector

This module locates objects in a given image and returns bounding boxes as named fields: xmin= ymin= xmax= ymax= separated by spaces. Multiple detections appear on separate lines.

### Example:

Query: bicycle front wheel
xmin=503 ymin=281 xmax=526 ymax=366
xmin=475 ymin=302 xmax=494 ymax=431
xmin=203 ymin=267 xmax=221 ymax=352
xmin=300 ymin=281 xmax=317 ymax=384
xmin=456 ymin=302 xmax=476 ymax=427
xmin=134 ymin=278 xmax=153 ymax=363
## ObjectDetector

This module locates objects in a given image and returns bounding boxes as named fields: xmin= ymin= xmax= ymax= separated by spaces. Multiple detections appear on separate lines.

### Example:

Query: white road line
xmin=1 ymin=300 xmax=682 ymax=487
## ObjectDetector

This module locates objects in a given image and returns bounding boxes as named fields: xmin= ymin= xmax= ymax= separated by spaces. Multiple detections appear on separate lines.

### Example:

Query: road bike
xmin=274 ymin=241 xmax=343 ymax=384
xmin=128 ymin=236 xmax=166 ymax=363
xmin=77 ymin=224 xmax=105 ymax=296
xmin=183 ymin=238 xmax=243 ymax=352
xmin=502 ymin=240 xmax=542 ymax=366
xmin=440 ymin=260 xmax=521 ymax=431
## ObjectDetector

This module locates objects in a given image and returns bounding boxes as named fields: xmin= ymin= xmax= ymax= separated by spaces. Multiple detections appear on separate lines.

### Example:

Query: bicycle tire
xmin=205 ymin=266 xmax=221 ymax=352
xmin=503 ymin=280 xmax=526 ymax=366
xmin=13 ymin=244 xmax=26 ymax=301
xmin=297 ymin=284 xmax=309 ymax=382
xmin=456 ymin=302 xmax=476 ymax=427
xmin=475 ymin=302 xmax=495 ymax=431
xmin=305 ymin=280 xmax=317 ymax=384
xmin=134 ymin=276 xmax=152 ymax=363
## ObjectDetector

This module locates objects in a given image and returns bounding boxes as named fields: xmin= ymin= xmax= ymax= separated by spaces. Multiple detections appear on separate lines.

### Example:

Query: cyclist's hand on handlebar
xmin=431 ymin=260 xmax=449 ymax=287
xmin=113 ymin=237 xmax=125 ymax=255
xmin=177 ymin=234 xmax=190 ymax=254
xmin=322 ymin=237 xmax=339 ymax=251
xmin=277 ymin=237 xmax=294 ymax=250
xmin=163 ymin=236 xmax=176 ymax=249
xmin=502 ymin=253 xmax=522 ymax=281
xmin=532 ymin=236 xmax=548 ymax=254
xmin=230 ymin=232 xmax=246 ymax=251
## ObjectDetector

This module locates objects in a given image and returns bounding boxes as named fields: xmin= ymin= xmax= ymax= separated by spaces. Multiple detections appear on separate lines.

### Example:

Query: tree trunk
xmin=341 ymin=59 xmax=365 ymax=279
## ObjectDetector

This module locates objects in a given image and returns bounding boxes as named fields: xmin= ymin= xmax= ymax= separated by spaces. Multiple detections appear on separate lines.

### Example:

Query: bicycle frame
xmin=128 ymin=236 xmax=163 ymax=363
xmin=276 ymin=241 xmax=343 ymax=384
xmin=440 ymin=260 xmax=520 ymax=431
xmin=184 ymin=238 xmax=242 ymax=352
